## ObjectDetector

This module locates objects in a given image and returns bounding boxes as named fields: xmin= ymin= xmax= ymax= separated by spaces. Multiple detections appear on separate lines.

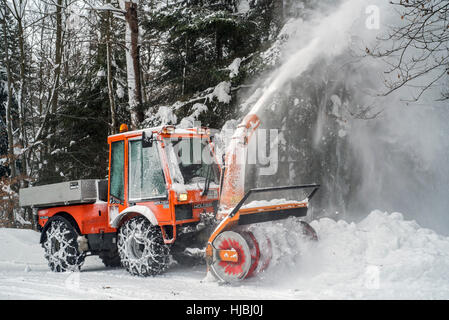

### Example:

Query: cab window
xmin=129 ymin=139 xmax=167 ymax=201
xmin=110 ymin=140 xmax=125 ymax=202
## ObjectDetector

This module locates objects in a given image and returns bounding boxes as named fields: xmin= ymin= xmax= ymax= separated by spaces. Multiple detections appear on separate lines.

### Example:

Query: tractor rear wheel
xmin=42 ymin=216 xmax=85 ymax=272
xmin=117 ymin=216 xmax=170 ymax=276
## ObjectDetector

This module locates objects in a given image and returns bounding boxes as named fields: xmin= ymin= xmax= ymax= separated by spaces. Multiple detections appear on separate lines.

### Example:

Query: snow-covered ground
xmin=1 ymin=210 xmax=449 ymax=300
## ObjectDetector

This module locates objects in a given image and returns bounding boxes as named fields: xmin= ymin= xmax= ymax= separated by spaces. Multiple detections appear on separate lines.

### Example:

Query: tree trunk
xmin=215 ymin=30 xmax=222 ymax=62
xmin=1 ymin=4 xmax=17 ymax=180
xmin=51 ymin=0 xmax=63 ymax=115
xmin=106 ymin=3 xmax=117 ymax=134
xmin=14 ymin=1 xmax=29 ymax=186
xmin=43 ymin=0 xmax=63 ymax=184
xmin=125 ymin=1 xmax=143 ymax=129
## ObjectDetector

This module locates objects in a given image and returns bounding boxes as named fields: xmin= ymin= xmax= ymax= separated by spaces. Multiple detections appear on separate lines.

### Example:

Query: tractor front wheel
xmin=118 ymin=216 xmax=170 ymax=276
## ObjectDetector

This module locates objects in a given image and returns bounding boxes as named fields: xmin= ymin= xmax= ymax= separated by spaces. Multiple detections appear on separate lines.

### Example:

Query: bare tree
xmin=94 ymin=0 xmax=143 ymax=130
xmin=368 ymin=0 xmax=449 ymax=101
xmin=124 ymin=0 xmax=143 ymax=129
xmin=105 ymin=0 xmax=117 ymax=134
xmin=8 ymin=0 xmax=29 ymax=186
xmin=51 ymin=0 xmax=64 ymax=114
xmin=1 ymin=0 xmax=17 ymax=180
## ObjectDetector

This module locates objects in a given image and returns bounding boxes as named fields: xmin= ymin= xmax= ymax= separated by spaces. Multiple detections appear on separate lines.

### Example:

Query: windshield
xmin=164 ymin=137 xmax=220 ymax=186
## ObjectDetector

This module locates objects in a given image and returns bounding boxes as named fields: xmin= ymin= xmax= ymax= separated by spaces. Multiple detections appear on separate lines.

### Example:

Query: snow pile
xmin=247 ymin=210 xmax=449 ymax=299
xmin=227 ymin=58 xmax=242 ymax=79
xmin=241 ymin=198 xmax=307 ymax=209
xmin=14 ymin=213 xmax=31 ymax=226
xmin=0 ymin=229 xmax=43 ymax=267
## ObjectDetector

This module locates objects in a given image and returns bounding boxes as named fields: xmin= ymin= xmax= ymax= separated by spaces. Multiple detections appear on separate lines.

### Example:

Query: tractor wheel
xmin=117 ymin=216 xmax=170 ymax=276
xmin=99 ymin=248 xmax=121 ymax=267
xmin=42 ymin=216 xmax=85 ymax=272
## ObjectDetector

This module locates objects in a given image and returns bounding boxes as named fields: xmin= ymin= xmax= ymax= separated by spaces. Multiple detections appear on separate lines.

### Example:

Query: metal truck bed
xmin=19 ymin=179 xmax=108 ymax=208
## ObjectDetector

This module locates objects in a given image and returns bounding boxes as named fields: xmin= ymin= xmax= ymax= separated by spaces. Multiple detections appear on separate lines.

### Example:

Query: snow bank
xmin=0 ymin=229 xmax=43 ymax=266
xmin=246 ymin=210 xmax=449 ymax=299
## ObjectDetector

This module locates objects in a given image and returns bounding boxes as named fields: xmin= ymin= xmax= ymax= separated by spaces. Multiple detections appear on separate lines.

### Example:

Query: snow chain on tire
xmin=42 ymin=216 xmax=85 ymax=272
xmin=118 ymin=216 xmax=170 ymax=276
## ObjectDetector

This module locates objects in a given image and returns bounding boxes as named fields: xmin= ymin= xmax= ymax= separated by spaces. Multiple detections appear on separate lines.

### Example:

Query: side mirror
xmin=142 ymin=130 xmax=153 ymax=148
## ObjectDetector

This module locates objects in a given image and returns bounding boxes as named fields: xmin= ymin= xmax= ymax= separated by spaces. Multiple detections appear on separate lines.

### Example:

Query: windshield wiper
xmin=201 ymin=165 xmax=212 ymax=197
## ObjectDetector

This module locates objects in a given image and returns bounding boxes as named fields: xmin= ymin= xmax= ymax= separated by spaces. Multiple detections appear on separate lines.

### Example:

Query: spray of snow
xmin=248 ymin=0 xmax=363 ymax=117
xmin=235 ymin=0 xmax=449 ymax=234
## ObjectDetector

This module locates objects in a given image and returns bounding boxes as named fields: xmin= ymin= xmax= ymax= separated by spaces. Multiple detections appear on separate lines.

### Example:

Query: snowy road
xmin=1 ymin=211 xmax=449 ymax=300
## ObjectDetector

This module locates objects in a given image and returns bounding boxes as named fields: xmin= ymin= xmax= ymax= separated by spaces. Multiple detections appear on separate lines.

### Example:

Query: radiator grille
xmin=175 ymin=204 xmax=193 ymax=221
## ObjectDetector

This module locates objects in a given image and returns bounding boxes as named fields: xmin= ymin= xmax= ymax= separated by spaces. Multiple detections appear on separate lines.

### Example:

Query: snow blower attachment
xmin=206 ymin=184 xmax=320 ymax=283
xmin=202 ymin=110 xmax=320 ymax=282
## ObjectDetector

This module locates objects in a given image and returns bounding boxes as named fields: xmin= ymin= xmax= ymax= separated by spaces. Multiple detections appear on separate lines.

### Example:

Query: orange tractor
xmin=20 ymin=114 xmax=319 ymax=283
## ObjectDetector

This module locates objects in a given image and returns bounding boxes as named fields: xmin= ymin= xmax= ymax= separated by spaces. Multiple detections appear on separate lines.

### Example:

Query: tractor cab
xmin=106 ymin=125 xmax=221 ymax=244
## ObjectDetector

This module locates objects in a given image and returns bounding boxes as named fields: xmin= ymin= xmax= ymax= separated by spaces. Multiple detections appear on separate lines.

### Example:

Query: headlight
xmin=178 ymin=193 xmax=188 ymax=201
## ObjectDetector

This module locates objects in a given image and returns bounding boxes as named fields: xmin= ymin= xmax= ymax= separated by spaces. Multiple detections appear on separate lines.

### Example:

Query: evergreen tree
xmin=140 ymin=0 xmax=284 ymax=129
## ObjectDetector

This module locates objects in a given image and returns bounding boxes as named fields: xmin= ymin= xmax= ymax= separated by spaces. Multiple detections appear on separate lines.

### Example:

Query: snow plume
xmin=248 ymin=0 xmax=364 ymax=117
xmin=238 ymin=0 xmax=449 ymax=234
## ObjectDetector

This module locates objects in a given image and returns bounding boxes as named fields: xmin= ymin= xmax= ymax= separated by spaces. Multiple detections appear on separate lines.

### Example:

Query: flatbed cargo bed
xmin=19 ymin=179 xmax=108 ymax=208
